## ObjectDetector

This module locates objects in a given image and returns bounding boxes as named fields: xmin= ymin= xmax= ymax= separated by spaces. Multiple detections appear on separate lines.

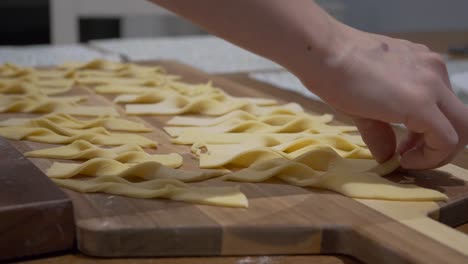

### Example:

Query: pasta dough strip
xmin=52 ymin=176 xmax=248 ymax=208
xmin=166 ymin=111 xmax=333 ymax=127
xmin=25 ymin=140 xmax=181 ymax=168
xmin=126 ymin=94 xmax=303 ymax=116
xmin=195 ymin=135 xmax=371 ymax=168
xmin=47 ymin=158 xmax=226 ymax=182
xmin=0 ymin=94 xmax=86 ymax=113
xmin=0 ymin=78 xmax=74 ymax=95
xmin=0 ymin=83 xmax=42 ymax=95
xmin=95 ymin=85 xmax=169 ymax=95
xmin=57 ymin=106 xmax=119 ymax=117
xmin=114 ymin=89 xmax=221 ymax=103
xmin=171 ymin=131 xmax=366 ymax=146
xmin=223 ymin=147 xmax=448 ymax=201
xmin=164 ymin=116 xmax=357 ymax=137
xmin=115 ymin=89 xmax=277 ymax=106
xmin=0 ymin=94 xmax=116 ymax=116
xmin=0 ymin=126 xmax=157 ymax=148
xmin=0 ymin=113 xmax=151 ymax=132
xmin=94 ymin=81 xmax=213 ymax=96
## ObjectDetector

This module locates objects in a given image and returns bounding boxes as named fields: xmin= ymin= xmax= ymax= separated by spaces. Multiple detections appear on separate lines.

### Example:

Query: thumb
xmin=353 ymin=117 xmax=397 ymax=163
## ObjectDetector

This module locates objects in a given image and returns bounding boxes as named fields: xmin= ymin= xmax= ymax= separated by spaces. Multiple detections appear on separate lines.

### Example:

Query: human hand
xmin=299 ymin=26 xmax=468 ymax=170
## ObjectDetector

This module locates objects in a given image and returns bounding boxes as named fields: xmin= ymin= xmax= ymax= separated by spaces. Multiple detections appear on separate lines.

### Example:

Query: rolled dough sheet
xmin=0 ymin=94 xmax=119 ymax=116
xmin=0 ymin=113 xmax=151 ymax=132
xmin=52 ymin=176 xmax=248 ymax=208
xmin=126 ymin=95 xmax=303 ymax=116
xmin=47 ymin=158 xmax=226 ymax=182
xmin=195 ymin=135 xmax=371 ymax=168
xmin=164 ymin=116 xmax=357 ymax=137
xmin=171 ymin=131 xmax=366 ymax=146
xmin=166 ymin=111 xmax=333 ymax=127
xmin=0 ymin=125 xmax=157 ymax=148
xmin=25 ymin=140 xmax=182 ymax=168
xmin=224 ymin=147 xmax=448 ymax=201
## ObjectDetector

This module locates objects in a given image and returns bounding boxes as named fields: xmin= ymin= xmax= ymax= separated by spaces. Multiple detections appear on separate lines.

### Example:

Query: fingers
xmin=397 ymin=131 xmax=423 ymax=154
xmin=354 ymin=117 xmax=396 ymax=163
xmin=401 ymin=106 xmax=458 ymax=169
xmin=436 ymin=92 xmax=468 ymax=164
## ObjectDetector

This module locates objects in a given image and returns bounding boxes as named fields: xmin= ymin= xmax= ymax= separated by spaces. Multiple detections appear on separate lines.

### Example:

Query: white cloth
xmin=0 ymin=45 xmax=120 ymax=67
xmin=91 ymin=35 xmax=281 ymax=73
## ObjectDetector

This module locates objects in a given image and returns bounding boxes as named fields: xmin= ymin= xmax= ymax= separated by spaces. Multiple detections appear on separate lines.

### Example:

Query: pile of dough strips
xmin=0 ymin=60 xmax=447 ymax=208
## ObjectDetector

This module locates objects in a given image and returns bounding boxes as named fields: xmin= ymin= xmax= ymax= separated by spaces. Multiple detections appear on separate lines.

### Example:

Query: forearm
xmin=151 ymin=0 xmax=345 ymax=82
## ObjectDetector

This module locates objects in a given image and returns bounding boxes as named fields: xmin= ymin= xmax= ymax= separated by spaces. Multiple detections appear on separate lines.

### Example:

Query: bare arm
xmin=152 ymin=0 xmax=468 ymax=170
xmin=151 ymin=0 xmax=340 ymax=82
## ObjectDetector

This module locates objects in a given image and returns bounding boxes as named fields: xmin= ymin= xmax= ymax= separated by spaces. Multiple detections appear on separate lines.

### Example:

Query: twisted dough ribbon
xmin=25 ymin=140 xmax=181 ymax=167
xmin=0 ymin=113 xmax=151 ymax=132
xmin=223 ymin=147 xmax=447 ymax=201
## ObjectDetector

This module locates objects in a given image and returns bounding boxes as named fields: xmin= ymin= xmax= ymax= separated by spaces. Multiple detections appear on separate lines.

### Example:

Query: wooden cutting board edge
xmin=3 ymin=59 xmax=468 ymax=264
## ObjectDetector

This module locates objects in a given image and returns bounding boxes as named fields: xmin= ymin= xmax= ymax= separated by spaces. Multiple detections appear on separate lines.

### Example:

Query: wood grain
xmin=17 ymin=253 xmax=360 ymax=264
xmin=3 ymin=60 xmax=468 ymax=264
xmin=0 ymin=137 xmax=75 ymax=261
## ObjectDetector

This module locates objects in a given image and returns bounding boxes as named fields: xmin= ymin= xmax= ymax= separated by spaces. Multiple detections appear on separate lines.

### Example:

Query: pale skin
xmin=151 ymin=0 xmax=468 ymax=170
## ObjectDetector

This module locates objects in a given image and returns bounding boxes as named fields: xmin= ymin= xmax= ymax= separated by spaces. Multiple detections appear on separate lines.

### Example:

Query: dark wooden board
xmin=3 ymin=60 xmax=468 ymax=264
xmin=0 ymin=137 xmax=75 ymax=261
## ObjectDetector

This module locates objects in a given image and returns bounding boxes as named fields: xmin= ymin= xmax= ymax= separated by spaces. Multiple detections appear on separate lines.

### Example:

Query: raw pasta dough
xmin=0 ymin=113 xmax=151 ymax=132
xmin=47 ymin=158 xmax=226 ymax=181
xmin=0 ymin=94 xmax=118 ymax=116
xmin=0 ymin=82 xmax=71 ymax=96
xmin=164 ymin=116 xmax=357 ymax=137
xmin=224 ymin=147 xmax=448 ymax=201
xmin=0 ymin=123 xmax=157 ymax=148
xmin=170 ymin=131 xmax=366 ymax=146
xmin=47 ymin=158 xmax=246 ymax=207
xmin=193 ymin=135 xmax=371 ymax=168
xmin=126 ymin=94 xmax=303 ymax=116
xmin=25 ymin=140 xmax=182 ymax=168
xmin=96 ymin=81 xmax=214 ymax=96
xmin=0 ymin=94 xmax=86 ymax=113
xmin=166 ymin=110 xmax=333 ymax=127
xmin=52 ymin=176 xmax=248 ymax=208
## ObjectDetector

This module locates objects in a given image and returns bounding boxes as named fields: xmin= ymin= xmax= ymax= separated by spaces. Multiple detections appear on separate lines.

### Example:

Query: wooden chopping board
xmin=0 ymin=137 xmax=75 ymax=261
xmin=3 ymin=60 xmax=468 ymax=264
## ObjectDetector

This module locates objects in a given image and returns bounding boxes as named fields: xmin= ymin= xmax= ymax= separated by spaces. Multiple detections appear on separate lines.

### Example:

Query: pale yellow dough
xmin=96 ymin=81 xmax=215 ymax=96
xmin=0 ymin=122 xmax=157 ymax=148
xmin=47 ymin=159 xmax=241 ymax=207
xmin=224 ymin=147 xmax=448 ymax=201
xmin=0 ymin=94 xmax=86 ymax=113
xmin=0 ymin=94 xmax=118 ymax=116
xmin=52 ymin=176 xmax=248 ymax=208
xmin=0 ymin=82 xmax=67 ymax=95
xmin=171 ymin=131 xmax=366 ymax=146
xmin=115 ymin=89 xmax=277 ymax=107
xmin=194 ymin=135 xmax=371 ymax=168
xmin=47 ymin=158 xmax=226 ymax=181
xmin=0 ymin=113 xmax=151 ymax=132
xmin=114 ymin=89 xmax=216 ymax=103
xmin=77 ymin=77 xmax=169 ymax=86
xmin=164 ymin=116 xmax=357 ymax=137
xmin=95 ymin=85 xmax=166 ymax=94
xmin=126 ymin=94 xmax=303 ymax=116
xmin=166 ymin=111 xmax=333 ymax=127
xmin=0 ymin=78 xmax=74 ymax=95
xmin=25 ymin=140 xmax=182 ymax=168
xmin=57 ymin=106 xmax=119 ymax=117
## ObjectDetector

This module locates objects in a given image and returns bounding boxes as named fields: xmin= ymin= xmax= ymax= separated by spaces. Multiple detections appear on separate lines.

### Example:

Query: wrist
xmin=285 ymin=19 xmax=356 ymax=91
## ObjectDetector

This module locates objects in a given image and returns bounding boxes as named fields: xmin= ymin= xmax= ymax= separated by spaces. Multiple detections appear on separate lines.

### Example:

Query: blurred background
xmin=1 ymin=0 xmax=468 ymax=101
xmin=2 ymin=0 xmax=468 ymax=45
